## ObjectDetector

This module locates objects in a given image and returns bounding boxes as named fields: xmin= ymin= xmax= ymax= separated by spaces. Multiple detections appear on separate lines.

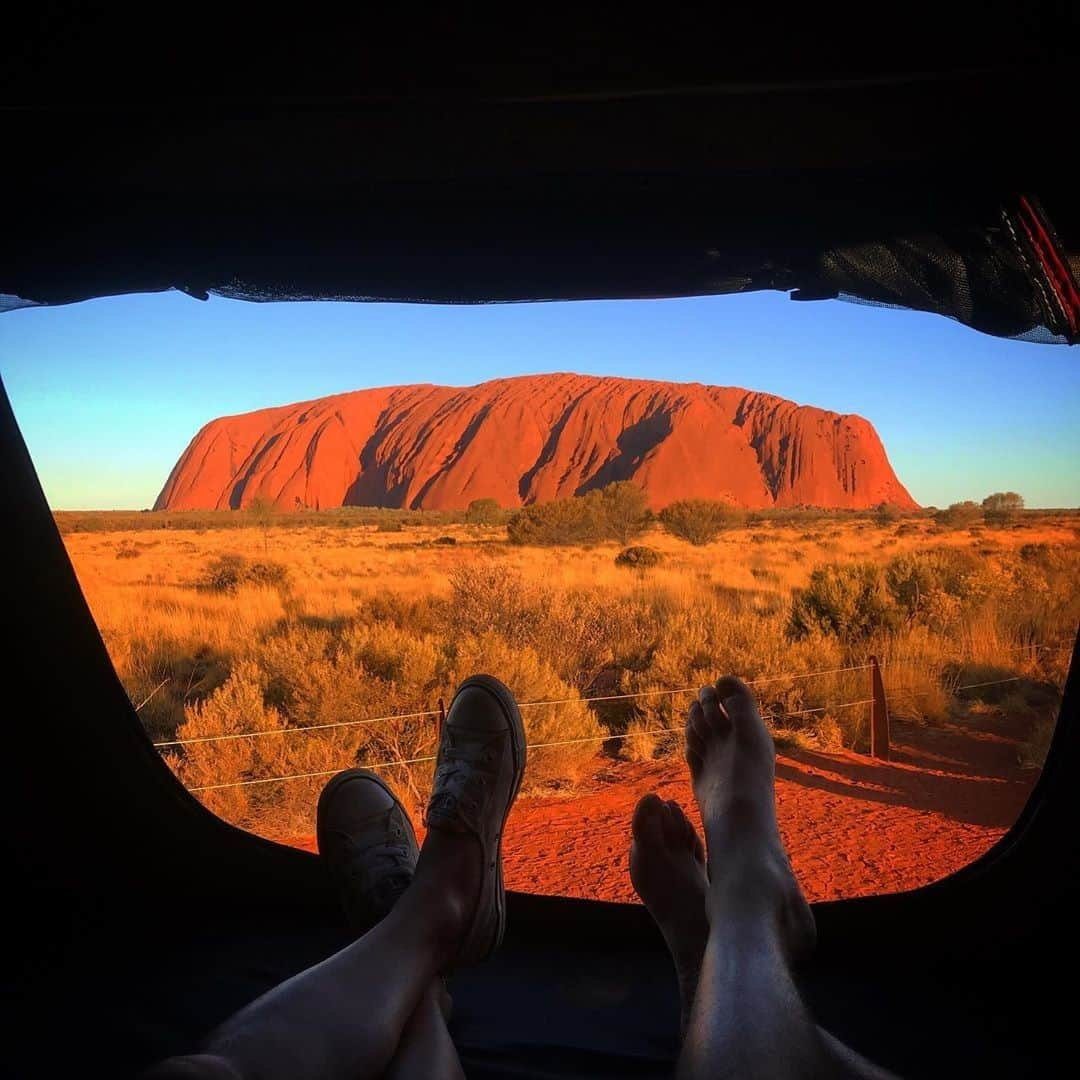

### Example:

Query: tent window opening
xmin=2 ymin=288 xmax=1076 ymax=905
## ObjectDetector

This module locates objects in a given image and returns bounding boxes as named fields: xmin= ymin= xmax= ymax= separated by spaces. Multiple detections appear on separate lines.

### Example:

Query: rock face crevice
xmin=154 ymin=374 xmax=918 ymax=511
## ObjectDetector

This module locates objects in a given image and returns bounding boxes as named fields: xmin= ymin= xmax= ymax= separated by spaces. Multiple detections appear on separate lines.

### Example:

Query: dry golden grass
xmin=63 ymin=513 xmax=1079 ymax=838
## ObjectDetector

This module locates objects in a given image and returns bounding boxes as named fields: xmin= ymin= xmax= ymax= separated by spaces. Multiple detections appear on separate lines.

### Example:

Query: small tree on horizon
xmin=982 ymin=491 xmax=1024 ymax=525
xmin=595 ymin=481 xmax=652 ymax=545
xmin=933 ymin=500 xmax=982 ymax=528
xmin=248 ymin=495 xmax=275 ymax=552
xmin=660 ymin=499 xmax=743 ymax=546
xmin=874 ymin=502 xmax=901 ymax=526
xmin=465 ymin=497 xmax=504 ymax=526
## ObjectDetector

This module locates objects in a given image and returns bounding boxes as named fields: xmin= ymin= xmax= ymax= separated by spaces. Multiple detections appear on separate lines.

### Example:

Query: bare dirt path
xmin=293 ymin=711 xmax=1038 ymax=904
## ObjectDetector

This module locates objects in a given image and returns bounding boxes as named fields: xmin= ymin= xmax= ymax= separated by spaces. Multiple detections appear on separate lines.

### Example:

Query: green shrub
xmin=874 ymin=502 xmax=901 ymax=526
xmin=615 ymin=545 xmax=662 ymax=570
xmin=982 ymin=491 xmax=1024 ymax=525
xmin=465 ymin=497 xmax=504 ymax=525
xmin=595 ymin=482 xmax=652 ymax=544
xmin=444 ymin=632 xmax=603 ymax=787
xmin=1018 ymin=542 xmax=1069 ymax=572
xmin=199 ymin=553 xmax=290 ymax=593
xmin=934 ymin=501 xmax=982 ymax=528
xmin=508 ymin=499 xmax=592 ymax=545
xmin=507 ymin=482 xmax=650 ymax=546
xmin=659 ymin=499 xmax=743 ymax=545
xmin=789 ymin=563 xmax=900 ymax=640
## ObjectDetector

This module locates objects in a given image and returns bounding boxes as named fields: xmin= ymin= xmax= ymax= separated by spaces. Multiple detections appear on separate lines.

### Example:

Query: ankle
xmin=401 ymin=876 xmax=471 ymax=949
xmin=706 ymin=854 xmax=793 ymax=928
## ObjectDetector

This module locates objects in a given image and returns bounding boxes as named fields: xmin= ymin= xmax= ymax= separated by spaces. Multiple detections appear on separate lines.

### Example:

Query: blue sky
xmin=1 ymin=289 xmax=1077 ymax=509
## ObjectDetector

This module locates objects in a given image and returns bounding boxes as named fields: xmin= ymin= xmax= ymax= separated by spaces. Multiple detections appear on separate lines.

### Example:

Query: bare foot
xmin=685 ymin=676 xmax=816 ymax=964
xmin=630 ymin=793 xmax=710 ymax=1031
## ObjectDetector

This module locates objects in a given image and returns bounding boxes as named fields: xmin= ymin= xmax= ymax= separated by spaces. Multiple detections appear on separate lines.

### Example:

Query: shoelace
xmin=329 ymin=817 xmax=414 ymax=893
xmin=427 ymin=735 xmax=501 ymax=831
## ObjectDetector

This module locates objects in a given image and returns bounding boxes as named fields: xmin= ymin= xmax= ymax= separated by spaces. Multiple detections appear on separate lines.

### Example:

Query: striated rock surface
xmin=155 ymin=374 xmax=917 ymax=511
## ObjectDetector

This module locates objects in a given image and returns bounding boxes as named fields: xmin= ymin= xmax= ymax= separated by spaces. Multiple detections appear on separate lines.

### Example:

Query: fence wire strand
xmin=153 ymin=662 xmax=874 ymax=749
xmin=164 ymin=650 xmax=1070 ymax=792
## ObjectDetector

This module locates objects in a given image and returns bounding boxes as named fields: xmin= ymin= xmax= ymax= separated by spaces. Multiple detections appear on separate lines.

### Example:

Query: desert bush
xmin=433 ymin=535 xmax=457 ymax=545
xmin=622 ymin=717 xmax=662 ymax=762
xmin=884 ymin=550 xmax=988 ymax=623
xmin=115 ymin=539 xmax=142 ymax=559
xmin=443 ymin=632 xmax=602 ymax=787
xmin=247 ymin=495 xmax=276 ymax=552
xmin=448 ymin=562 xmax=542 ymax=645
xmin=596 ymin=482 xmax=652 ymax=544
xmin=769 ymin=726 xmax=815 ymax=752
xmin=507 ymin=482 xmax=650 ymax=546
xmin=815 ymin=715 xmax=845 ymax=752
xmin=789 ymin=563 xmax=900 ymax=641
xmin=874 ymin=502 xmax=901 ymax=525
xmin=447 ymin=561 xmax=637 ymax=691
xmin=68 ymin=506 xmax=1078 ymax=842
xmin=168 ymin=661 xmax=288 ymax=826
xmin=507 ymin=498 xmax=595 ymax=545
xmin=1017 ymin=542 xmax=1070 ymax=573
xmin=750 ymin=566 xmax=780 ymax=583
xmin=376 ymin=520 xmax=404 ymax=533
xmin=933 ymin=501 xmax=981 ymax=528
xmin=464 ymin=497 xmax=504 ymax=525
xmin=615 ymin=545 xmax=661 ymax=570
xmin=199 ymin=553 xmax=290 ymax=593
xmin=793 ymin=548 xmax=1012 ymax=644
xmin=982 ymin=491 xmax=1024 ymax=525
xmin=660 ymin=499 xmax=743 ymax=545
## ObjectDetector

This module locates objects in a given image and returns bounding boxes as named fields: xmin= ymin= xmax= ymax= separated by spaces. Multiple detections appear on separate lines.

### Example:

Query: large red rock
xmin=154 ymin=374 xmax=918 ymax=511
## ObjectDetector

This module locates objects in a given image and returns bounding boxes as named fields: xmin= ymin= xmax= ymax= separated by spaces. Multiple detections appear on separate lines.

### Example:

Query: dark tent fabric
xmin=2 ymin=8 xmax=1078 ymax=1077
xmin=5 ymin=194 xmax=1077 ymax=343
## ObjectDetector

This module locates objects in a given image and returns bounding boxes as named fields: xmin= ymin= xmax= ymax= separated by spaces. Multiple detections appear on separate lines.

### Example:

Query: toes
xmin=714 ymin=675 xmax=760 ymax=728
xmin=698 ymin=685 xmax=732 ymax=734
xmin=664 ymin=799 xmax=706 ymax=865
xmin=662 ymin=800 xmax=685 ymax=847
xmin=685 ymin=701 xmax=707 ymax=770
xmin=632 ymin=793 xmax=667 ymax=844
xmin=685 ymin=687 xmax=734 ymax=773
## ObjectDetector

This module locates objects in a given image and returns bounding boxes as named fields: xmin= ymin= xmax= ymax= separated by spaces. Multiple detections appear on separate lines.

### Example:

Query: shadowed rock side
xmin=154 ymin=375 xmax=918 ymax=511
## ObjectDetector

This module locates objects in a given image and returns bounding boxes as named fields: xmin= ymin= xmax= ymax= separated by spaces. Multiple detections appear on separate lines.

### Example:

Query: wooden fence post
xmin=869 ymin=655 xmax=890 ymax=761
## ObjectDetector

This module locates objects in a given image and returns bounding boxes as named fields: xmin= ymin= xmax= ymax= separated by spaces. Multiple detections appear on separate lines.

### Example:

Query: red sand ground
xmin=294 ymin=708 xmax=1037 ymax=904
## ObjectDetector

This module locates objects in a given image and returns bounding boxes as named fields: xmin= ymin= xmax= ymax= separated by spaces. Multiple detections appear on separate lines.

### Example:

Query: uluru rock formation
xmin=155 ymin=374 xmax=918 ymax=512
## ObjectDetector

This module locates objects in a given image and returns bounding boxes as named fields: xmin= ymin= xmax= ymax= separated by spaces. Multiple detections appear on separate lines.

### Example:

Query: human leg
xmin=143 ymin=675 xmax=525 ymax=1080
xmin=634 ymin=678 xmax=897 ymax=1080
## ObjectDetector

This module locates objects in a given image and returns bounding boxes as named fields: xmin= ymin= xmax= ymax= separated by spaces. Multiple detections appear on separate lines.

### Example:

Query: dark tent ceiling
xmin=2 ymin=6 xmax=1077 ymax=340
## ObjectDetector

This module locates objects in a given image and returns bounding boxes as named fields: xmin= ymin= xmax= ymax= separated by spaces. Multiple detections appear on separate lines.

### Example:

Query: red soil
xmin=294 ymin=711 xmax=1037 ymax=904
xmin=156 ymin=374 xmax=917 ymax=513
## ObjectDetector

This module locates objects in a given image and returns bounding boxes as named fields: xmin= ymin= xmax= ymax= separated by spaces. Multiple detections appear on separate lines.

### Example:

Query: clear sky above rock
xmin=2 ymin=289 xmax=1077 ymax=509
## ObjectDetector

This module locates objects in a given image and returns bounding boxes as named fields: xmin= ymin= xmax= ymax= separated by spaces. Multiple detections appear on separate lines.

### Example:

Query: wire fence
xmin=152 ymin=663 xmax=875 ymax=749
xmin=159 ymin=643 xmax=1071 ymax=793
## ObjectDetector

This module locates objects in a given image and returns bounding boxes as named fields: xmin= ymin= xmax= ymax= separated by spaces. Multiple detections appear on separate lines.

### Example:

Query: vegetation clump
xmin=615 ymin=545 xmax=662 ymax=570
xmin=507 ymin=482 xmax=651 ymax=546
xmin=62 ymin=502 xmax=1076 ymax=839
xmin=199 ymin=553 xmax=290 ymax=593
xmin=982 ymin=491 xmax=1024 ymax=525
xmin=659 ymin=499 xmax=744 ymax=545
xmin=934 ymin=501 xmax=982 ymax=528
xmin=465 ymin=498 xmax=505 ymax=525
